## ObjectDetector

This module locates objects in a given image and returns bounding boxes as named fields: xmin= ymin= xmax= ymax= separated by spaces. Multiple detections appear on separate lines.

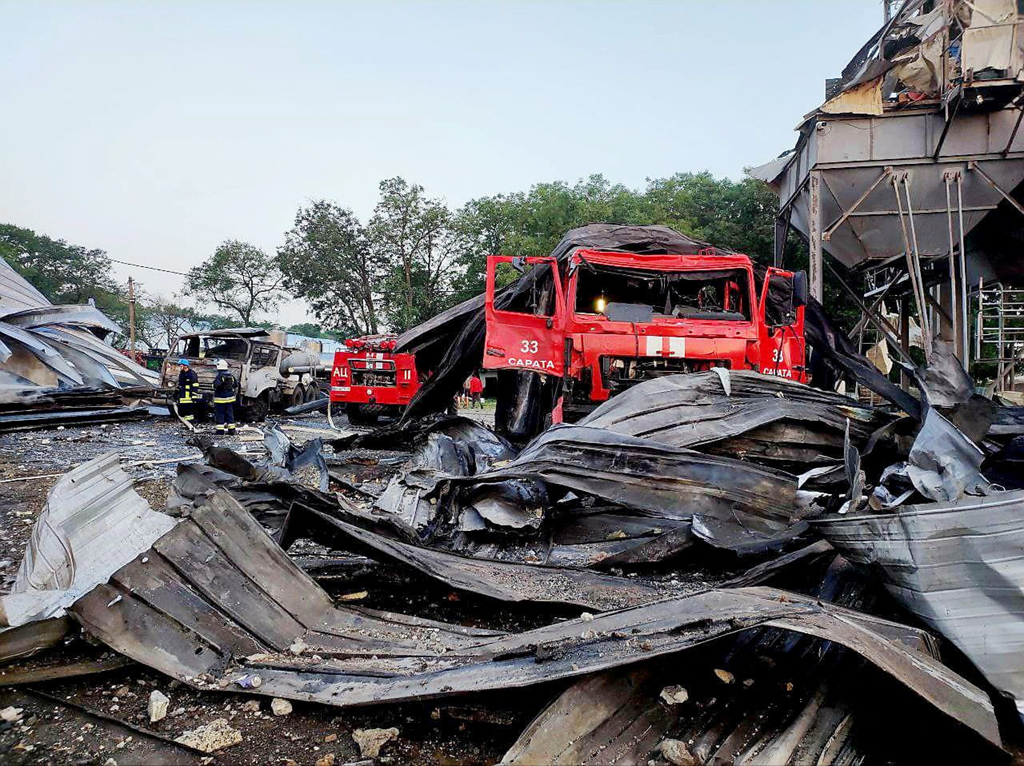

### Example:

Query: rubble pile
xmin=1 ymin=331 xmax=1022 ymax=763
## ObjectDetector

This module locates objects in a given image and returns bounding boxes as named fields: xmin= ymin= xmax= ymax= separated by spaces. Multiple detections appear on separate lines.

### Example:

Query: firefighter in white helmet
xmin=212 ymin=359 xmax=237 ymax=436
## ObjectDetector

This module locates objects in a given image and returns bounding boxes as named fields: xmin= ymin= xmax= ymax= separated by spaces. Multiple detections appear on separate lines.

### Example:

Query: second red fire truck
xmin=329 ymin=334 xmax=421 ymax=425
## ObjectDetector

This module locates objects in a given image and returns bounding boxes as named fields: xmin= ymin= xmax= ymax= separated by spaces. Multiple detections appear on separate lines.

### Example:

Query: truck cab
xmin=161 ymin=328 xmax=322 ymax=421
xmin=483 ymin=249 xmax=807 ymax=422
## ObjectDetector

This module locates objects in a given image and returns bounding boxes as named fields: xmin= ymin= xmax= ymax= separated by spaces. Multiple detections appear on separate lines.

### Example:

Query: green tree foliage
xmin=277 ymin=173 xmax=822 ymax=334
xmin=0 ymin=223 xmax=127 ymax=319
xmin=183 ymin=240 xmax=286 ymax=326
xmin=277 ymin=201 xmax=380 ymax=336
xmin=369 ymin=178 xmax=466 ymax=332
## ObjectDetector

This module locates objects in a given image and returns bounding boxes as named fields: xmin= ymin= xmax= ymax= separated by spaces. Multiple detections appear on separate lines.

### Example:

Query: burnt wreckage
xmin=3 ymin=224 xmax=1024 ymax=763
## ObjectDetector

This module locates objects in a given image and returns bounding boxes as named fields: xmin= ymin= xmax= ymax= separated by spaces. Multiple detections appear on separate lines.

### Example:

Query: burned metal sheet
xmin=578 ymin=370 xmax=890 ymax=463
xmin=0 ymin=405 xmax=150 ymax=433
xmin=907 ymin=407 xmax=992 ymax=502
xmin=503 ymin=556 xmax=968 ymax=765
xmin=279 ymin=504 xmax=691 ymax=611
xmin=816 ymin=488 xmax=1024 ymax=721
xmin=66 ymin=491 xmax=1001 ymax=747
xmin=0 ymin=452 xmax=177 ymax=628
xmin=420 ymin=424 xmax=801 ymax=553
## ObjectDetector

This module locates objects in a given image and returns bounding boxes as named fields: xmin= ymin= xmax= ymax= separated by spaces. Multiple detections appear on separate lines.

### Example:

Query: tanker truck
xmin=160 ymin=327 xmax=326 ymax=421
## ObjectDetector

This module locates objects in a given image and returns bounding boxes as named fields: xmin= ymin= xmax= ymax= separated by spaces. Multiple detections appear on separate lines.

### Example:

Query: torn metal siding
xmin=0 ymin=258 xmax=49 ymax=313
xmin=577 ymin=370 xmax=890 ymax=458
xmin=66 ymin=489 xmax=1001 ymax=748
xmin=431 ymin=425 xmax=799 ymax=539
xmin=0 ymin=452 xmax=177 ymax=628
xmin=815 ymin=489 xmax=1024 ymax=719
xmin=282 ymin=505 xmax=694 ymax=611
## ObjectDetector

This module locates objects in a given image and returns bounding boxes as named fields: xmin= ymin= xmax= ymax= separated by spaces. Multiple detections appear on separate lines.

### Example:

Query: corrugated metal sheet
xmin=0 ymin=258 xmax=49 ymax=314
xmin=815 ymin=489 xmax=1024 ymax=719
xmin=67 ymin=489 xmax=1002 ymax=748
xmin=0 ymin=452 xmax=177 ymax=628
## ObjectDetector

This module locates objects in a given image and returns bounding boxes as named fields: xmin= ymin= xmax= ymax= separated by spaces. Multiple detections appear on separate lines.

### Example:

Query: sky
xmin=0 ymin=1 xmax=884 ymax=326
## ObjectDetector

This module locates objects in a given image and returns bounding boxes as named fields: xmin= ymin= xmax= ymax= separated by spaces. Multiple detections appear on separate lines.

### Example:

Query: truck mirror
xmin=793 ymin=271 xmax=808 ymax=307
xmin=511 ymin=256 xmax=526 ymax=273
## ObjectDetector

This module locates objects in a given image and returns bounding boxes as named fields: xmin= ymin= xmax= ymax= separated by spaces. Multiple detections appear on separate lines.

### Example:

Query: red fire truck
xmin=483 ymin=248 xmax=808 ymax=423
xmin=329 ymin=334 xmax=421 ymax=425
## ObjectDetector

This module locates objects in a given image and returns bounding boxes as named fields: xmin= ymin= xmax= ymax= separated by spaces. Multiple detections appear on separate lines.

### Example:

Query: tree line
xmin=2 ymin=170 xmax=798 ymax=347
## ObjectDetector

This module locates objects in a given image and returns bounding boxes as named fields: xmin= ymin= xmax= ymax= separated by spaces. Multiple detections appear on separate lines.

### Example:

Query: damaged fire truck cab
xmin=484 ymin=249 xmax=808 ymax=420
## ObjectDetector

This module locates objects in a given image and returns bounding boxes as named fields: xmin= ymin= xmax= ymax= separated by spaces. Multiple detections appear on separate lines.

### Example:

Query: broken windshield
xmin=574 ymin=265 xmax=751 ymax=321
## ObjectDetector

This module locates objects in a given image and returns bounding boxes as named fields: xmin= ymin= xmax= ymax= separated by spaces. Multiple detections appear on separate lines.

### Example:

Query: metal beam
xmin=822 ymin=167 xmax=892 ymax=241
xmin=891 ymin=172 xmax=933 ymax=360
xmin=968 ymin=160 xmax=1024 ymax=220
xmin=823 ymin=258 xmax=914 ymax=365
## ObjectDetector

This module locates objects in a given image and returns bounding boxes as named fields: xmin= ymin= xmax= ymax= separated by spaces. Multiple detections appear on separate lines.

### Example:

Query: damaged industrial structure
xmin=3 ymin=2 xmax=1024 ymax=763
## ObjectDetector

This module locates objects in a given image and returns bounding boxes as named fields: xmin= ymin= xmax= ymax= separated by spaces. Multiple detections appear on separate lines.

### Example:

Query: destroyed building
xmin=751 ymin=0 xmax=1024 ymax=395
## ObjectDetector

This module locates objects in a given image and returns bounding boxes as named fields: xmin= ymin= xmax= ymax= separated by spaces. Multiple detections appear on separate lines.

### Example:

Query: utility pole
xmin=128 ymin=277 xmax=137 ymax=359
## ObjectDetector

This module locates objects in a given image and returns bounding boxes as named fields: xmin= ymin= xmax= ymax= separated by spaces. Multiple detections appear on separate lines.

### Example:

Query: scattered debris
xmin=0 ymin=706 xmax=24 ymax=723
xmin=351 ymin=727 xmax=398 ymax=758
xmin=659 ymin=738 xmax=697 ymax=766
xmin=714 ymin=668 xmax=735 ymax=685
xmin=173 ymin=718 xmax=243 ymax=753
xmin=271 ymin=698 xmax=293 ymax=716
xmin=148 ymin=690 xmax=169 ymax=723
xmin=659 ymin=686 xmax=689 ymax=705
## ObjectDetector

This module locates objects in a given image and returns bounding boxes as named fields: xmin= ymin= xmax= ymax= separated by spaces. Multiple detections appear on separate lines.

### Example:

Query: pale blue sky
xmin=0 ymin=1 xmax=884 ymax=324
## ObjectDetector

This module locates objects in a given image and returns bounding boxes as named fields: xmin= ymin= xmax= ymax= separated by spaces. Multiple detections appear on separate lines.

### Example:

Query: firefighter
xmin=176 ymin=358 xmax=199 ymax=426
xmin=212 ymin=359 xmax=238 ymax=436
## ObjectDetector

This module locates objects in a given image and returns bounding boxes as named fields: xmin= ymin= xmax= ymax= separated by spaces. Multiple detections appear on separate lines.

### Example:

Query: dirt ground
xmin=0 ymin=407 xmax=543 ymax=766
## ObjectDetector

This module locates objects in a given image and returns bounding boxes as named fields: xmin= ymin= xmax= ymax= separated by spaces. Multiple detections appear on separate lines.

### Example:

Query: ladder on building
xmin=977 ymin=281 xmax=1024 ymax=393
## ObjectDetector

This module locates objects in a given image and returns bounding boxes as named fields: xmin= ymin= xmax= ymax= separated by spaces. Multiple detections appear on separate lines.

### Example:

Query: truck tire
xmin=304 ymin=382 xmax=320 ymax=403
xmin=289 ymin=385 xmax=306 ymax=410
xmin=242 ymin=393 xmax=269 ymax=422
xmin=346 ymin=403 xmax=381 ymax=426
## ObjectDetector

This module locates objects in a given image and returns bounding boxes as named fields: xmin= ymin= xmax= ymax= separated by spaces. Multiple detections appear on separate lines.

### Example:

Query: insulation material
xmin=962 ymin=0 xmax=1021 ymax=75
xmin=821 ymin=75 xmax=885 ymax=115
xmin=866 ymin=337 xmax=893 ymax=375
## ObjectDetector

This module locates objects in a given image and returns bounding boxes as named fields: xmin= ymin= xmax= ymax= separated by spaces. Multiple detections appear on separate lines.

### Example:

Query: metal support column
xmin=808 ymin=169 xmax=824 ymax=302
xmin=891 ymin=172 xmax=933 ymax=360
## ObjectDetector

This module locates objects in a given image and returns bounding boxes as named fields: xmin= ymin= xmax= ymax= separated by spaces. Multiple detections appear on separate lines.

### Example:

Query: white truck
xmin=160 ymin=327 xmax=324 ymax=421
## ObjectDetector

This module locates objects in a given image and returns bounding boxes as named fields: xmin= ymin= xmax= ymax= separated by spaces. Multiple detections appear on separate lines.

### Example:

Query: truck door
xmin=758 ymin=268 xmax=808 ymax=382
xmin=483 ymin=256 xmax=566 ymax=376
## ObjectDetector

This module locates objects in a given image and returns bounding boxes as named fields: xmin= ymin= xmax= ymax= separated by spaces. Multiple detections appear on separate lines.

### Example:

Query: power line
xmin=108 ymin=257 xmax=285 ymax=290
xmin=108 ymin=257 xmax=188 ymax=276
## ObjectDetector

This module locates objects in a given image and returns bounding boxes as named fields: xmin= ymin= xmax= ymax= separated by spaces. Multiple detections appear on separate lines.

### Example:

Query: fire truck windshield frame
xmin=573 ymin=264 xmax=752 ymax=322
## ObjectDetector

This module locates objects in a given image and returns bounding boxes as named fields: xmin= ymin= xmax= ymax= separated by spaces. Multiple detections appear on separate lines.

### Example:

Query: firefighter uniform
xmin=212 ymin=361 xmax=237 ymax=435
xmin=176 ymin=359 xmax=199 ymax=424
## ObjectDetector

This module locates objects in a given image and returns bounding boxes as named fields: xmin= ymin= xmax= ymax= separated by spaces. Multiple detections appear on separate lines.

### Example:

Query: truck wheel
xmin=289 ymin=385 xmax=306 ymax=409
xmin=242 ymin=394 xmax=269 ymax=422
xmin=346 ymin=403 xmax=379 ymax=426
xmin=304 ymin=382 xmax=320 ymax=403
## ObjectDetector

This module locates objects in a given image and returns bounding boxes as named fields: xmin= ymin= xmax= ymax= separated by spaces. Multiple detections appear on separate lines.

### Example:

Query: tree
xmin=369 ymin=178 xmax=466 ymax=332
xmin=287 ymin=322 xmax=322 ymax=337
xmin=277 ymin=201 xmax=380 ymax=336
xmin=140 ymin=299 xmax=197 ymax=351
xmin=0 ymin=223 xmax=127 ymax=319
xmin=183 ymin=240 xmax=286 ymax=326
